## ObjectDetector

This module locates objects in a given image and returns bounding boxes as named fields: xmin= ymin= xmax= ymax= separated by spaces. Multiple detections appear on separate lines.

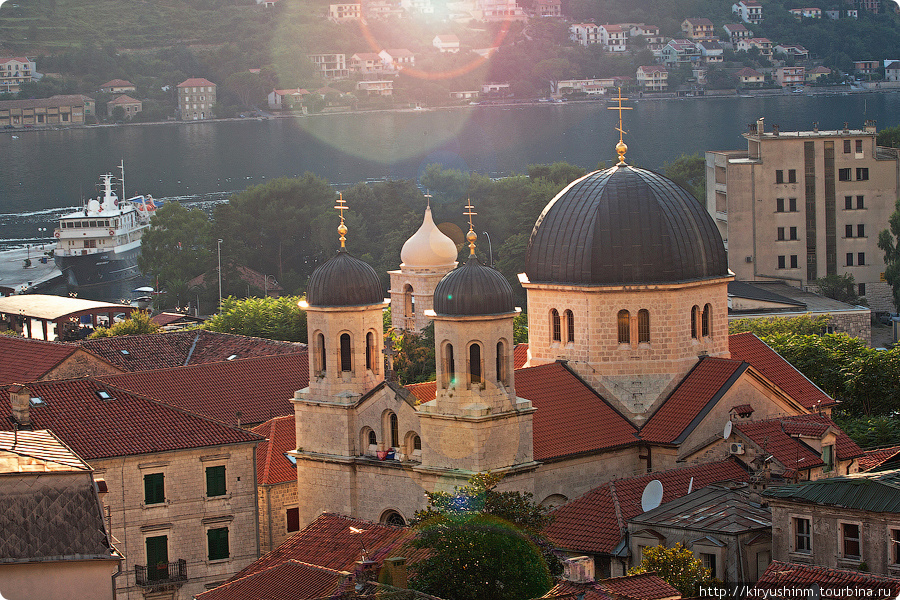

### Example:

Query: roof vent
xmin=227 ymin=354 xmax=238 ymax=361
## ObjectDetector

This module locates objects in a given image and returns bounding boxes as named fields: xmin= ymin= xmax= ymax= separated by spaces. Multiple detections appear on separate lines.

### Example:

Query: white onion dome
xmin=400 ymin=206 xmax=458 ymax=268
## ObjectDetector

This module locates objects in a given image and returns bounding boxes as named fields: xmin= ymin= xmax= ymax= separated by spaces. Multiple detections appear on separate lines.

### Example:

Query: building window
xmin=286 ymin=507 xmax=300 ymax=533
xmin=847 ymin=253 xmax=854 ymax=266
xmin=638 ymin=309 xmax=650 ymax=343
xmin=206 ymin=466 xmax=226 ymax=497
xmin=702 ymin=304 xmax=711 ymax=337
xmin=790 ymin=255 xmax=798 ymax=268
xmin=551 ymin=309 xmax=561 ymax=342
xmin=845 ymin=195 xmax=853 ymax=210
xmin=496 ymin=340 xmax=508 ymax=384
xmin=207 ymin=527 xmax=230 ymax=561
xmin=846 ymin=224 xmax=854 ymax=238
xmin=788 ymin=169 xmax=797 ymax=183
xmin=857 ymin=195 xmax=865 ymax=209
xmin=691 ymin=306 xmax=699 ymax=339
xmin=144 ymin=473 xmax=165 ymax=505
xmin=778 ymin=255 xmax=786 ymax=269
xmin=858 ymin=252 xmax=865 ymax=266
xmin=859 ymin=283 xmax=866 ymax=297
xmin=617 ymin=310 xmax=631 ymax=344
xmin=777 ymin=227 xmax=785 ymax=241
xmin=565 ymin=309 xmax=575 ymax=343
xmin=776 ymin=170 xmax=784 ymax=184
xmin=390 ymin=413 xmax=399 ymax=447
xmin=858 ymin=224 xmax=865 ymax=238
xmin=413 ymin=434 xmax=421 ymax=451
xmin=789 ymin=198 xmax=797 ymax=212
xmin=857 ymin=168 xmax=869 ymax=181
xmin=146 ymin=535 xmax=168 ymax=576
xmin=368 ymin=429 xmax=377 ymax=447
xmin=822 ymin=445 xmax=834 ymax=472
xmin=794 ymin=517 xmax=811 ymax=553
xmin=444 ymin=343 xmax=455 ymax=388
xmin=700 ymin=553 xmax=717 ymax=579
xmin=844 ymin=139 xmax=852 ymax=153
xmin=839 ymin=168 xmax=852 ymax=181
xmin=366 ymin=332 xmax=374 ymax=371
xmin=841 ymin=522 xmax=861 ymax=559
xmin=316 ymin=333 xmax=326 ymax=373
xmin=790 ymin=227 xmax=798 ymax=240
xmin=891 ymin=529 xmax=900 ymax=565
xmin=777 ymin=198 xmax=785 ymax=212
xmin=340 ymin=333 xmax=352 ymax=372
xmin=469 ymin=343 xmax=482 ymax=385
xmin=856 ymin=139 xmax=863 ymax=153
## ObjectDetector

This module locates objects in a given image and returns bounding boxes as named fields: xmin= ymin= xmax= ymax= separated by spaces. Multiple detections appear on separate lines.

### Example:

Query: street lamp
xmin=482 ymin=231 xmax=493 ymax=268
xmin=37 ymin=227 xmax=46 ymax=250
xmin=217 ymin=239 xmax=223 ymax=305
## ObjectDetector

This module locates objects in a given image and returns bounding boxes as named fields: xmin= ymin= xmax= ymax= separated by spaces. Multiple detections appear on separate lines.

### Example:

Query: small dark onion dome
xmin=307 ymin=250 xmax=384 ymax=307
xmin=525 ymin=165 xmax=728 ymax=285
xmin=433 ymin=255 xmax=515 ymax=316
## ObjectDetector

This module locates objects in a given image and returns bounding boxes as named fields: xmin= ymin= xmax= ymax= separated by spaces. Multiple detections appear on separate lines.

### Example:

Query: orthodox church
xmin=290 ymin=131 xmax=859 ymax=540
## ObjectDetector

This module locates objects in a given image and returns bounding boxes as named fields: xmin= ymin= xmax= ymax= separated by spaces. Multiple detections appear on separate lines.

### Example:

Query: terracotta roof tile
xmin=197 ymin=560 xmax=351 ymax=600
xmin=640 ymin=358 xmax=745 ymax=444
xmin=756 ymin=561 xmax=900 ymax=597
xmin=516 ymin=363 xmax=638 ymax=460
xmin=0 ymin=336 xmax=83 ymax=383
xmin=99 ymin=79 xmax=133 ymax=88
xmin=252 ymin=415 xmax=297 ymax=486
xmin=541 ymin=580 xmax=614 ymax=600
xmin=98 ymin=352 xmax=308 ymax=427
xmin=178 ymin=77 xmax=216 ymax=87
xmin=405 ymin=381 xmax=436 ymax=405
xmin=514 ymin=343 xmax=529 ymax=369
xmin=0 ymin=379 xmax=261 ymax=461
xmin=729 ymin=333 xmax=836 ymax=410
xmin=229 ymin=513 xmax=419 ymax=583
xmin=859 ymin=445 xmax=900 ymax=472
xmin=79 ymin=330 xmax=306 ymax=372
xmin=601 ymin=573 xmax=681 ymax=600
xmin=545 ymin=461 xmax=747 ymax=554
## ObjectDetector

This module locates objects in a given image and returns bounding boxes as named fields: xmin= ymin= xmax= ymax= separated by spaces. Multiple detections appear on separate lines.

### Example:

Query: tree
xmin=729 ymin=314 xmax=831 ymax=337
xmin=139 ymin=202 xmax=214 ymax=289
xmin=816 ymin=273 xmax=859 ymax=304
xmin=628 ymin=544 xmax=716 ymax=597
xmin=203 ymin=295 xmax=307 ymax=342
xmin=663 ymin=153 xmax=705 ymax=202
xmin=408 ymin=473 xmax=557 ymax=600
xmin=389 ymin=323 xmax=436 ymax=384
xmin=89 ymin=312 xmax=159 ymax=338
xmin=877 ymin=124 xmax=900 ymax=149
xmin=878 ymin=198 xmax=900 ymax=311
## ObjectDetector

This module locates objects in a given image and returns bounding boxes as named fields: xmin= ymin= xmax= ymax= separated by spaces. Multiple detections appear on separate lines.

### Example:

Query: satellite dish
xmin=641 ymin=479 xmax=664 ymax=512
xmin=723 ymin=420 xmax=733 ymax=439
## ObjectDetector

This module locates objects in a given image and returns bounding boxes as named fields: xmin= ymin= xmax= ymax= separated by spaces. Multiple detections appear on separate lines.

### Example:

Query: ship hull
xmin=55 ymin=245 xmax=142 ymax=288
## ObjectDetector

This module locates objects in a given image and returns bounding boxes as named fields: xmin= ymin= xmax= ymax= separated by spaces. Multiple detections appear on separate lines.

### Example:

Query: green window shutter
xmin=206 ymin=465 xmax=226 ymax=497
xmin=144 ymin=473 xmax=165 ymax=504
xmin=207 ymin=527 xmax=229 ymax=560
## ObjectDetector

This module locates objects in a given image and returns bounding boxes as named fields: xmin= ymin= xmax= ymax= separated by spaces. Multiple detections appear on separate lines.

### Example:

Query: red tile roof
xmin=197 ymin=560 xmax=352 ymax=600
xmin=0 ymin=336 xmax=105 ymax=383
xmin=541 ymin=580 xmax=613 ymax=600
xmin=756 ymin=561 xmax=900 ymax=598
xmin=859 ymin=445 xmax=900 ymax=472
xmin=729 ymin=333 xmax=836 ymax=410
xmin=229 ymin=513 xmax=418 ymax=583
xmin=98 ymin=352 xmax=308 ymax=426
xmin=178 ymin=77 xmax=216 ymax=87
xmin=514 ymin=343 xmax=529 ymax=369
xmin=640 ymin=358 xmax=746 ymax=444
xmin=601 ymin=573 xmax=681 ymax=600
xmin=252 ymin=415 xmax=297 ymax=486
xmin=544 ymin=460 xmax=747 ymax=554
xmin=99 ymin=79 xmax=133 ymax=88
xmin=516 ymin=363 xmax=638 ymax=460
xmin=0 ymin=378 xmax=261 ymax=461
xmin=79 ymin=330 xmax=306 ymax=372
xmin=404 ymin=381 xmax=436 ymax=404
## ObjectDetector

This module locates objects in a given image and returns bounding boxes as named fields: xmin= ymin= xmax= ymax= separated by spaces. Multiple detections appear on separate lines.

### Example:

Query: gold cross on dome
xmin=464 ymin=200 xmax=478 ymax=255
xmin=334 ymin=193 xmax=348 ymax=248
xmin=607 ymin=87 xmax=632 ymax=164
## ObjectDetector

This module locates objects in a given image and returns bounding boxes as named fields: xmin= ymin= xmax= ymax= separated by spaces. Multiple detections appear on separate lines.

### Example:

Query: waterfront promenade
xmin=0 ymin=247 xmax=61 ymax=294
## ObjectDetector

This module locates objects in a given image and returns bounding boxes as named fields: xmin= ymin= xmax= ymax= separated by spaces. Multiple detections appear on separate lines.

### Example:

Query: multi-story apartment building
xmin=775 ymin=65 xmax=806 ymax=87
xmin=600 ymin=24 xmax=628 ymax=52
xmin=733 ymin=0 xmax=763 ymax=24
xmin=307 ymin=53 xmax=349 ymax=80
xmin=569 ymin=22 xmax=601 ymax=46
xmin=660 ymin=39 xmax=702 ymax=66
xmin=789 ymin=7 xmax=822 ymax=18
xmin=356 ymin=80 xmax=393 ymax=96
xmin=0 ymin=94 xmax=94 ymax=127
xmin=722 ymin=23 xmax=751 ymax=45
xmin=737 ymin=37 xmax=773 ymax=58
xmin=0 ymin=56 xmax=36 ymax=93
xmin=775 ymin=44 xmax=810 ymax=60
xmin=533 ymin=0 xmax=561 ymax=17
xmin=476 ymin=0 xmax=527 ymax=21
xmin=328 ymin=2 xmax=361 ymax=20
xmin=177 ymin=78 xmax=216 ymax=120
xmin=636 ymin=65 xmax=668 ymax=91
xmin=629 ymin=24 xmax=665 ymax=51
xmin=706 ymin=119 xmax=900 ymax=312
xmin=681 ymin=18 xmax=716 ymax=42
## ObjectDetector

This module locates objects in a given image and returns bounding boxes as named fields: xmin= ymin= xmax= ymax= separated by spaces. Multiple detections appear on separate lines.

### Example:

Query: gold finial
xmin=424 ymin=193 xmax=432 ymax=209
xmin=607 ymin=87 xmax=632 ymax=165
xmin=334 ymin=192 xmax=348 ymax=248
xmin=464 ymin=199 xmax=477 ymax=256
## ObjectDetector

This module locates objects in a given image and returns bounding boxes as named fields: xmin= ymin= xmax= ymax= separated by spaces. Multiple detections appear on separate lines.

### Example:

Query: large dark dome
xmin=307 ymin=250 xmax=384 ymax=307
xmin=434 ymin=256 xmax=515 ymax=316
xmin=525 ymin=164 xmax=728 ymax=285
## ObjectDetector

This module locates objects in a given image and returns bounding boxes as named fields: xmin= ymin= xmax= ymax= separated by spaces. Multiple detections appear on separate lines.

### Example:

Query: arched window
xmin=381 ymin=510 xmax=406 ymax=527
xmin=638 ymin=309 xmax=650 ymax=343
xmin=443 ymin=343 xmax=455 ymax=388
xmin=413 ymin=435 xmax=421 ymax=451
xmin=317 ymin=332 xmax=327 ymax=373
xmin=368 ymin=430 xmax=377 ymax=447
xmin=496 ymin=340 xmax=508 ymax=385
xmin=403 ymin=284 xmax=414 ymax=316
xmin=565 ymin=310 xmax=575 ymax=343
xmin=366 ymin=331 xmax=374 ymax=371
xmin=340 ymin=333 xmax=352 ymax=372
xmin=389 ymin=413 xmax=399 ymax=448
xmin=617 ymin=310 xmax=631 ymax=344
xmin=702 ymin=304 xmax=712 ymax=338
xmin=691 ymin=306 xmax=699 ymax=339
xmin=551 ymin=309 xmax=561 ymax=342
xmin=469 ymin=343 xmax=482 ymax=385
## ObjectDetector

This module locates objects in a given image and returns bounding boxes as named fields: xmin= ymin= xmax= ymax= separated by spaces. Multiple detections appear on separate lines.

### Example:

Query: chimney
xmin=563 ymin=556 xmax=595 ymax=583
xmin=813 ymin=121 xmax=819 ymax=132
xmin=353 ymin=560 xmax=378 ymax=586
xmin=865 ymin=119 xmax=876 ymax=133
xmin=756 ymin=117 xmax=765 ymax=134
xmin=381 ymin=557 xmax=408 ymax=589
xmin=10 ymin=386 xmax=32 ymax=429
xmin=843 ymin=122 xmax=850 ymax=133
xmin=773 ymin=124 xmax=779 ymax=135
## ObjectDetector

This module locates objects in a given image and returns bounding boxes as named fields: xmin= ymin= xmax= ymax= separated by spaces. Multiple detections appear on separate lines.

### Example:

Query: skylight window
xmin=227 ymin=355 xmax=238 ymax=361
xmin=284 ymin=453 xmax=297 ymax=465
xmin=29 ymin=397 xmax=45 ymax=407
xmin=120 ymin=350 xmax=130 ymax=355
xmin=96 ymin=390 xmax=113 ymax=400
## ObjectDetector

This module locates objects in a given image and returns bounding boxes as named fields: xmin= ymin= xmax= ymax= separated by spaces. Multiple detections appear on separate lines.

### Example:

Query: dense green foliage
xmin=203 ymin=295 xmax=307 ymax=341
xmin=729 ymin=314 xmax=832 ymax=337
xmin=663 ymin=153 xmax=705 ymax=202
xmin=877 ymin=124 xmax=900 ymax=149
xmin=628 ymin=544 xmax=715 ymax=597
xmin=833 ymin=414 xmax=900 ymax=449
xmin=389 ymin=323 xmax=436 ymax=384
xmin=408 ymin=473 xmax=557 ymax=600
xmin=816 ymin=273 xmax=860 ymax=304
xmin=878 ymin=198 xmax=900 ymax=311
xmin=89 ymin=311 xmax=159 ymax=338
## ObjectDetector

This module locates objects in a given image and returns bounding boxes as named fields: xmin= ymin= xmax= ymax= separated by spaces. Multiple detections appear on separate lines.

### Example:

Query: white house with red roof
xmin=0 ymin=56 xmax=36 ymax=93
xmin=432 ymin=35 xmax=460 ymax=53
xmin=177 ymin=77 xmax=217 ymax=120
xmin=99 ymin=79 xmax=136 ymax=94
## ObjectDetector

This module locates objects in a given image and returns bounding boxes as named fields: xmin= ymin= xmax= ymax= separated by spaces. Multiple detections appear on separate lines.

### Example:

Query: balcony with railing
xmin=135 ymin=559 xmax=187 ymax=589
